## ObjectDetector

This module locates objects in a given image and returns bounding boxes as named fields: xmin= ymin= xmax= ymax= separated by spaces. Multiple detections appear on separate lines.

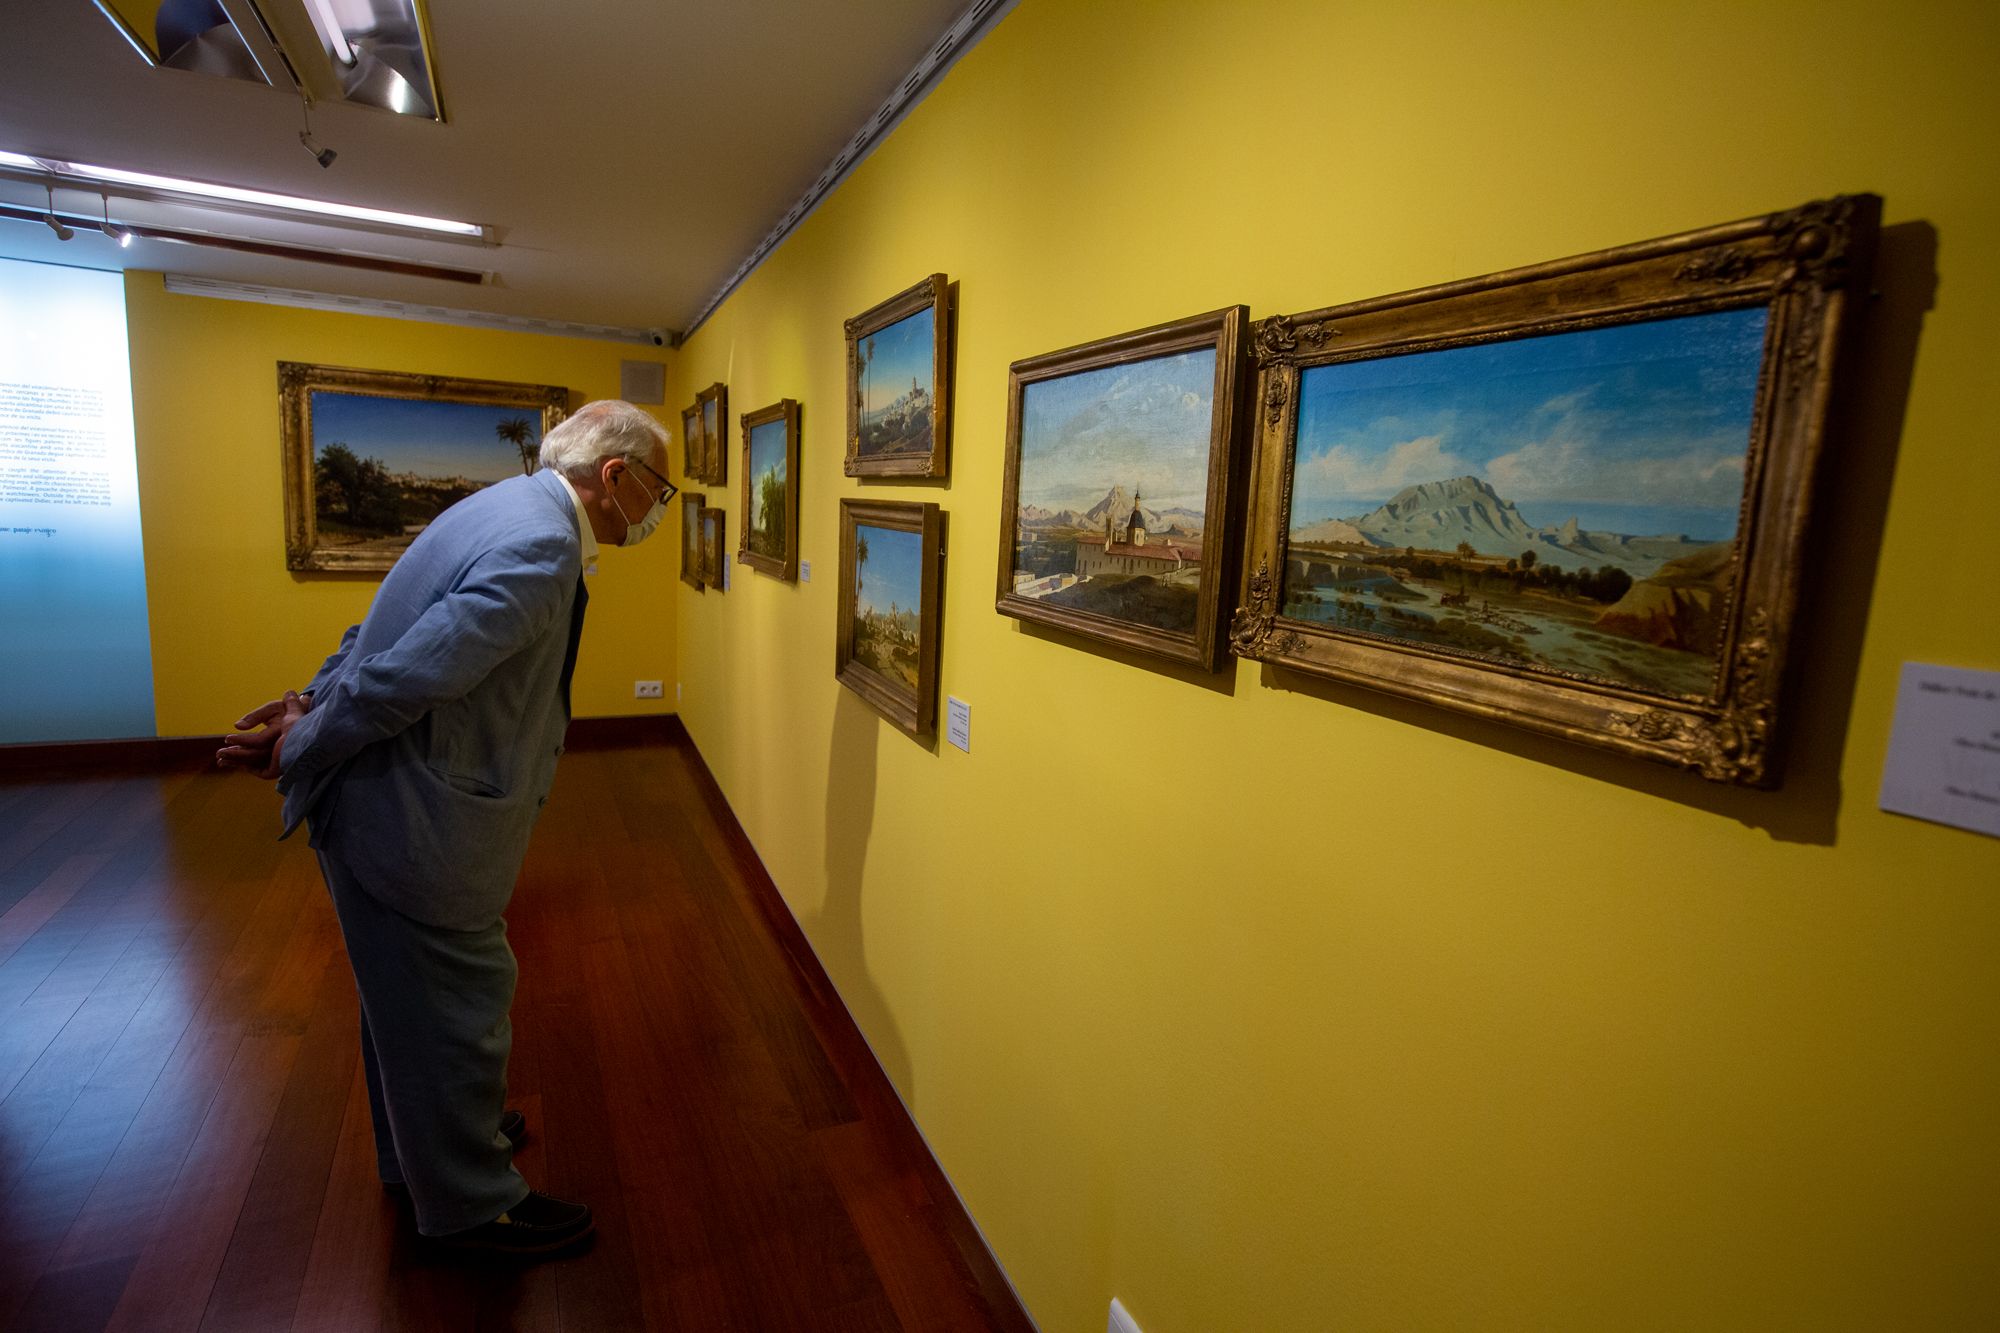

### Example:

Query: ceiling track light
xmin=101 ymin=193 xmax=132 ymax=247
xmin=298 ymin=96 xmax=337 ymax=170
xmin=43 ymin=183 xmax=72 ymax=240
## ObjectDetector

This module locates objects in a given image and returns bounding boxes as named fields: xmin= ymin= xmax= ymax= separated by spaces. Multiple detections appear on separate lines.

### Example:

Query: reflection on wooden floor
xmin=0 ymin=733 xmax=1030 ymax=1332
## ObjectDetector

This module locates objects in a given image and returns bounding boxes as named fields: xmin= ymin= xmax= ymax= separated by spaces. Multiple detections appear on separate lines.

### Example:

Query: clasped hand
xmin=216 ymin=690 xmax=309 ymax=780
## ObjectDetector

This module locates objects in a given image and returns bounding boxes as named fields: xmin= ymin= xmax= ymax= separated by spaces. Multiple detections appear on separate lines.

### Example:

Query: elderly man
xmin=219 ymin=399 xmax=674 ymax=1256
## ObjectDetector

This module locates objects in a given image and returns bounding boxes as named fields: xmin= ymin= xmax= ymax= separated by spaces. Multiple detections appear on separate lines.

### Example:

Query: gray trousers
xmin=318 ymin=850 xmax=530 ymax=1235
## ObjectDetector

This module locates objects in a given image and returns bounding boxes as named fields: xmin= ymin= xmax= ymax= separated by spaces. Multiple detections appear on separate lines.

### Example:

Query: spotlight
xmin=298 ymin=97 xmax=337 ymax=169
xmin=42 ymin=183 xmax=71 ymax=240
xmin=100 ymin=195 xmax=132 ymax=247
xmin=299 ymin=131 xmax=337 ymax=169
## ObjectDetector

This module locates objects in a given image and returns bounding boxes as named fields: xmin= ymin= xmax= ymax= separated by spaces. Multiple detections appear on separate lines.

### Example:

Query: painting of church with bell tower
xmin=995 ymin=306 xmax=1250 ymax=669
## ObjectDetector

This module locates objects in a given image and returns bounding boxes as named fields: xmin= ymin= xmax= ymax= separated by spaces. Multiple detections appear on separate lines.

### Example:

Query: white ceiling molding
xmin=161 ymin=274 xmax=673 ymax=346
xmin=682 ymin=0 xmax=1017 ymax=338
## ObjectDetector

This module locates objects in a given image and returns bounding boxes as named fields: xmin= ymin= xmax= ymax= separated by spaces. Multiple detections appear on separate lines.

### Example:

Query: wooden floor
xmin=0 ymin=734 xmax=1031 ymax=1332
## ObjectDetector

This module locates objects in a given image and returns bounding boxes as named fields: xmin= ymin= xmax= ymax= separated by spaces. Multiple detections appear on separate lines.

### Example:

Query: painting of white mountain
xmin=1279 ymin=307 xmax=1768 ymax=698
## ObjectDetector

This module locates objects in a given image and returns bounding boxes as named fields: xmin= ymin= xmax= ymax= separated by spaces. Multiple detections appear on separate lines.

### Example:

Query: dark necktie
xmin=558 ymin=576 xmax=588 ymax=716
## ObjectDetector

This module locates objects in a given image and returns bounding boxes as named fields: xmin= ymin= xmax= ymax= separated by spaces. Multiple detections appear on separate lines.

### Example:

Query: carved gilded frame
xmin=837 ymin=498 xmax=945 ymax=743
xmin=1233 ymin=196 xmax=1880 ymax=786
xmin=279 ymin=361 xmax=567 ymax=573
xmin=737 ymin=399 xmax=802 ymax=580
xmin=844 ymin=274 xmax=951 ymax=478
xmin=995 ymin=306 xmax=1250 ymax=669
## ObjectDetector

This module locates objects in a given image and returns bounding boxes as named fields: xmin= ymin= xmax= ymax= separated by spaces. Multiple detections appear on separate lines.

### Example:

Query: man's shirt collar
xmin=550 ymin=469 xmax=600 ymax=576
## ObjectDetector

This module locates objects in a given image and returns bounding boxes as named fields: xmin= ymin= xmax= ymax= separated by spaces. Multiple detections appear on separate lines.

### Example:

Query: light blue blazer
xmin=277 ymin=468 xmax=587 ymax=930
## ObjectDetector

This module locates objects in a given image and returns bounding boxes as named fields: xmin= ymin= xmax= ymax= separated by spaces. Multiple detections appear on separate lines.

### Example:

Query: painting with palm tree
xmin=844 ymin=274 xmax=950 ymax=478
xmin=836 ymin=498 xmax=944 ymax=741
xmin=281 ymin=362 xmax=567 ymax=572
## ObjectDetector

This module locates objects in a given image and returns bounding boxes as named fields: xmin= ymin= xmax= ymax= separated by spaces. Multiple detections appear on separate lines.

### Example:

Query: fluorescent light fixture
xmin=0 ymin=150 xmax=483 ymax=239
xmin=305 ymin=0 xmax=358 ymax=65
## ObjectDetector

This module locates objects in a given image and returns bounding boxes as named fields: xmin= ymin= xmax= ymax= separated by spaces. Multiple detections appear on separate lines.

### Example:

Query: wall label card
xmin=1879 ymin=662 xmax=2000 ymax=840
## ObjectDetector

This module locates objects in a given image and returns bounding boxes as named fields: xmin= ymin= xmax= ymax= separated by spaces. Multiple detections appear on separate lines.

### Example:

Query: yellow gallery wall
xmin=125 ymin=272 xmax=679 ymax=734
xmin=669 ymin=1 xmax=2000 ymax=1329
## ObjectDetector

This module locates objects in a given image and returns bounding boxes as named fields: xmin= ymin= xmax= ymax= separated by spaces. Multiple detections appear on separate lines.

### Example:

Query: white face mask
xmin=611 ymin=462 xmax=668 ymax=546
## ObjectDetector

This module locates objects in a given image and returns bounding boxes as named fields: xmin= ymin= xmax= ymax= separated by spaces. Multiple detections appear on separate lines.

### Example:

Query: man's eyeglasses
xmin=624 ymin=456 xmax=678 ymax=507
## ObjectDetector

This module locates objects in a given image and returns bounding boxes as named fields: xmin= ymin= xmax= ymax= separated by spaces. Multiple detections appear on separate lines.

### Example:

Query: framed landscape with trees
xmin=738 ymin=399 xmax=801 ymax=580
xmin=1231 ymin=195 xmax=1881 ymax=785
xmin=279 ymin=361 xmax=568 ymax=573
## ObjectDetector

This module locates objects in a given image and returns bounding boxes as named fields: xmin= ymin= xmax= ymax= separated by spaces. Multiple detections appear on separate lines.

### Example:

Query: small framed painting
xmin=738 ymin=399 xmax=801 ymax=580
xmin=680 ymin=489 xmax=706 ymax=590
xmin=680 ymin=401 xmax=704 ymax=480
xmin=699 ymin=506 xmax=726 ymax=591
xmin=697 ymin=382 xmax=728 ymax=484
xmin=1232 ymin=195 xmax=1881 ymax=786
xmin=837 ymin=499 xmax=944 ymax=742
xmin=996 ymin=306 xmax=1251 ymax=668
xmin=279 ymin=362 xmax=567 ymax=573
xmin=844 ymin=274 xmax=950 ymax=478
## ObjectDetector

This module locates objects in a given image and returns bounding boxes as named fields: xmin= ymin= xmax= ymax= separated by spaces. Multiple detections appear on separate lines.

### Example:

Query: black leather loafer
xmin=431 ymin=1191 xmax=594 ymax=1257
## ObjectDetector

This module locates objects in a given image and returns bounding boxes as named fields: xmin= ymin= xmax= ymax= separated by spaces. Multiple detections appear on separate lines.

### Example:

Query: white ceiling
xmin=0 ymin=0 xmax=986 ymax=338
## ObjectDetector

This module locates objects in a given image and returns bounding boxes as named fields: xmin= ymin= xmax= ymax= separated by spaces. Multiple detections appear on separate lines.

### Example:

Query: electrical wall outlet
xmin=676 ymin=682 xmax=683 ymax=704
xmin=801 ymin=559 xmax=812 ymax=582
xmin=1109 ymin=1297 xmax=1143 ymax=1333
xmin=634 ymin=680 xmax=663 ymax=699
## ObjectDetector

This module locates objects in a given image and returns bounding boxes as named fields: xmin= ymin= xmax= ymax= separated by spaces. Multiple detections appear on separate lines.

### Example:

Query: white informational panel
xmin=0 ymin=257 xmax=156 ymax=743
xmin=1879 ymin=662 xmax=2000 ymax=840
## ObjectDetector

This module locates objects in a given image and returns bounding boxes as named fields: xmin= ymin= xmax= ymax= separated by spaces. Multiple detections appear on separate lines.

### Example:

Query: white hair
xmin=538 ymin=400 xmax=671 ymax=480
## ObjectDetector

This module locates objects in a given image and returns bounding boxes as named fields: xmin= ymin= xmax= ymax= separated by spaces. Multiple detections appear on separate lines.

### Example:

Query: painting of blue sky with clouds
xmin=309 ymin=391 xmax=543 ymax=557
xmin=1011 ymin=347 xmax=1216 ymax=634
xmin=1281 ymin=307 xmax=1768 ymax=698
xmin=855 ymin=306 xmax=936 ymax=458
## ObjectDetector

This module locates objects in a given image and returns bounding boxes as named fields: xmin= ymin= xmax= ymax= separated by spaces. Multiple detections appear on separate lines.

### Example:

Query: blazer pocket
xmin=426 ymin=763 xmax=508 ymax=799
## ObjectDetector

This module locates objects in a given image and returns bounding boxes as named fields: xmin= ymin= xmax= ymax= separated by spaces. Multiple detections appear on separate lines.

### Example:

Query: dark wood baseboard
xmin=0 ymin=713 xmax=687 ymax=779
xmin=563 ymin=712 xmax=687 ymax=750
xmin=0 ymin=733 xmax=224 ymax=777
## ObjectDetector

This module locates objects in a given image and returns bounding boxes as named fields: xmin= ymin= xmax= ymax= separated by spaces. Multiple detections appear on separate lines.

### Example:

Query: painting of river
xmin=1282 ymin=307 xmax=1767 ymax=699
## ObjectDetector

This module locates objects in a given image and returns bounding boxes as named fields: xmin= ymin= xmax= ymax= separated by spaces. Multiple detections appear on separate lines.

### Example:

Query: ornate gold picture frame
xmin=279 ymin=361 xmax=568 ymax=573
xmin=1232 ymin=196 xmax=1880 ymax=786
xmin=844 ymin=274 xmax=951 ymax=478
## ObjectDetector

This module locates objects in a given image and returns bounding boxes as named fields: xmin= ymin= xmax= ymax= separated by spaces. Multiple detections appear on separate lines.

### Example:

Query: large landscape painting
xmin=1010 ymin=346 xmax=1218 ymax=636
xmin=309 ymin=391 xmax=544 ymax=560
xmin=1281 ymin=307 xmax=1768 ymax=698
